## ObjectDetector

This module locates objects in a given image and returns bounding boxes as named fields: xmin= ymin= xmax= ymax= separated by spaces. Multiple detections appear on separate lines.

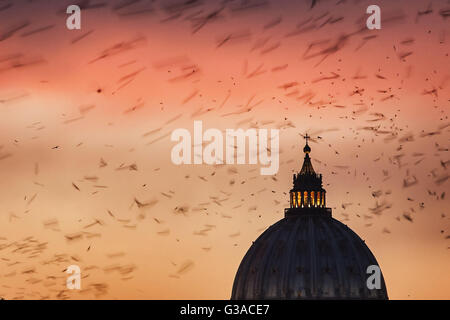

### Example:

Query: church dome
xmin=231 ymin=137 xmax=388 ymax=300
xmin=231 ymin=212 xmax=388 ymax=299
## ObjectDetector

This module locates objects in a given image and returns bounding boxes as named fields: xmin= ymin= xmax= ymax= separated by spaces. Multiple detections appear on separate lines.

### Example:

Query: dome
xmin=231 ymin=212 xmax=388 ymax=299
xmin=231 ymin=137 xmax=388 ymax=300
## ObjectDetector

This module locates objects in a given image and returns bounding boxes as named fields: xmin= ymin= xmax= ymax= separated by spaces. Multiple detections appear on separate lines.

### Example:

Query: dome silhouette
xmin=231 ymin=138 xmax=388 ymax=300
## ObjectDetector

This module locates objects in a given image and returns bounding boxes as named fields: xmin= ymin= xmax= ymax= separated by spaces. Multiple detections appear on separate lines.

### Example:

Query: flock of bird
xmin=0 ymin=0 xmax=449 ymax=299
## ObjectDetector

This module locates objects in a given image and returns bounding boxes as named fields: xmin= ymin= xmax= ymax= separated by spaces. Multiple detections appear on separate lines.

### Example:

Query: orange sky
xmin=0 ymin=0 xmax=449 ymax=300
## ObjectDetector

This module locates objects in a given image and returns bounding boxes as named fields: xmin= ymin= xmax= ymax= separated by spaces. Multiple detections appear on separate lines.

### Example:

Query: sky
xmin=0 ymin=0 xmax=449 ymax=300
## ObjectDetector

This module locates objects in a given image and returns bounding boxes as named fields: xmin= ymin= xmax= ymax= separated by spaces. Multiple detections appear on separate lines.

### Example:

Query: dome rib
xmin=320 ymin=218 xmax=349 ymax=297
xmin=280 ymin=217 xmax=302 ymax=298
